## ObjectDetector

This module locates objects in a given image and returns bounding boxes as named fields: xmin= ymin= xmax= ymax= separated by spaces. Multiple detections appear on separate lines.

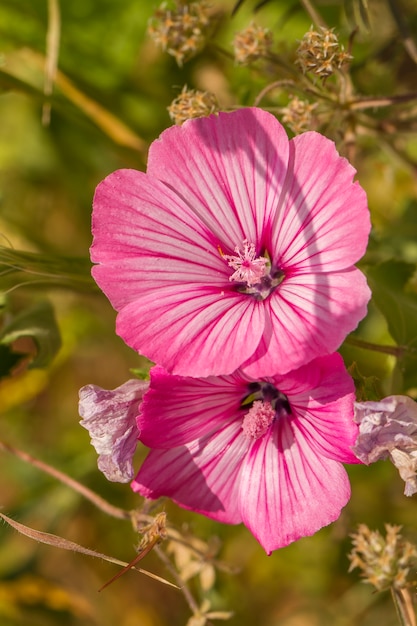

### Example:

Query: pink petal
xmin=132 ymin=421 xmax=248 ymax=523
xmin=239 ymin=420 xmax=351 ymax=553
xmin=271 ymin=132 xmax=370 ymax=272
xmin=278 ymin=354 xmax=359 ymax=464
xmin=79 ymin=379 xmax=148 ymax=482
xmin=138 ymin=366 xmax=248 ymax=448
xmin=91 ymin=165 xmax=266 ymax=376
xmin=243 ymin=267 xmax=370 ymax=376
xmin=91 ymin=170 xmax=229 ymax=310
xmin=116 ymin=285 xmax=265 ymax=377
xmin=147 ymin=108 xmax=290 ymax=246
xmin=91 ymin=109 xmax=370 ymax=379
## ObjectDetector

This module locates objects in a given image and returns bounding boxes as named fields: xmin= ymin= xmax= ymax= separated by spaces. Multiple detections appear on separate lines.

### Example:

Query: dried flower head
xmin=296 ymin=27 xmax=352 ymax=79
xmin=148 ymin=1 xmax=214 ymax=66
xmin=168 ymin=86 xmax=219 ymax=125
xmin=282 ymin=96 xmax=318 ymax=134
xmin=233 ymin=22 xmax=273 ymax=65
xmin=349 ymin=524 xmax=417 ymax=591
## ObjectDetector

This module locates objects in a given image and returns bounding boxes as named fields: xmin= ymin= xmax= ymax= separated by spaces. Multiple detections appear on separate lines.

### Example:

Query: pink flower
xmin=79 ymin=379 xmax=148 ymax=482
xmin=354 ymin=396 xmax=417 ymax=496
xmin=132 ymin=353 xmax=359 ymax=553
xmin=91 ymin=107 xmax=371 ymax=377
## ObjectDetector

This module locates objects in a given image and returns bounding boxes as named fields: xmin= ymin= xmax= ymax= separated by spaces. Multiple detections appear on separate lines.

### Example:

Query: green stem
xmin=345 ymin=336 xmax=407 ymax=358
xmin=299 ymin=0 xmax=327 ymax=28
xmin=0 ymin=247 xmax=96 ymax=293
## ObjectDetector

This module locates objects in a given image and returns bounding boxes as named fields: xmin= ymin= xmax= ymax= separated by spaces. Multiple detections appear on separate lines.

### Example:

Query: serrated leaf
xmin=0 ymin=300 xmax=61 ymax=368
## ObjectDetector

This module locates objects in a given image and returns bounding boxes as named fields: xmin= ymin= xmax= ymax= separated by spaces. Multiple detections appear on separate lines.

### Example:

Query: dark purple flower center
xmin=241 ymin=382 xmax=292 ymax=440
xmin=223 ymin=239 xmax=284 ymax=301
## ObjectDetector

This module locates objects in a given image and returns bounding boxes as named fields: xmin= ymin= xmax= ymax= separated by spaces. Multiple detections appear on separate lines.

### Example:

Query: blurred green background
xmin=1 ymin=1 xmax=417 ymax=625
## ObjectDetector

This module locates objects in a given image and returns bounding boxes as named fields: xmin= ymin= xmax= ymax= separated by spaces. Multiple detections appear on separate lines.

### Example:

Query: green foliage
xmin=367 ymin=260 xmax=417 ymax=391
xmin=0 ymin=300 xmax=61 ymax=371
xmin=0 ymin=1 xmax=417 ymax=625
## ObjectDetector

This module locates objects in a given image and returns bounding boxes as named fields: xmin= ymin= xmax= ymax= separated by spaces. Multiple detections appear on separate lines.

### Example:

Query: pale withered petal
xmin=79 ymin=379 xmax=149 ymax=483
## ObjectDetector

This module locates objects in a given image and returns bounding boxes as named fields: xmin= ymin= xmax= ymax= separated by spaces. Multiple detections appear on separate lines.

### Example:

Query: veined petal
xmin=91 ymin=108 xmax=370 ymax=379
xmin=242 ymin=267 xmax=370 ymax=376
xmin=79 ymin=379 xmax=148 ymax=482
xmin=278 ymin=354 xmax=359 ymax=464
xmin=116 ymin=285 xmax=265 ymax=377
xmin=239 ymin=420 xmax=351 ymax=553
xmin=132 ymin=422 xmax=249 ymax=523
xmin=147 ymin=108 xmax=290 ymax=246
xmin=271 ymin=133 xmax=370 ymax=272
xmin=91 ymin=170 xmax=229 ymax=310
xmin=138 ymin=366 xmax=248 ymax=448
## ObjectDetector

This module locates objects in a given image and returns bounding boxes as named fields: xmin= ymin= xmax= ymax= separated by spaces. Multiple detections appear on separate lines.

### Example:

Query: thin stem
xmin=345 ymin=337 xmax=407 ymax=358
xmin=43 ymin=0 xmax=61 ymax=125
xmin=253 ymin=80 xmax=296 ymax=106
xmin=299 ymin=0 xmax=327 ymax=29
xmin=0 ymin=440 xmax=219 ymax=560
xmin=391 ymin=588 xmax=416 ymax=626
xmin=154 ymin=545 xmax=200 ymax=615
xmin=0 ymin=440 xmax=130 ymax=521
xmin=349 ymin=93 xmax=417 ymax=110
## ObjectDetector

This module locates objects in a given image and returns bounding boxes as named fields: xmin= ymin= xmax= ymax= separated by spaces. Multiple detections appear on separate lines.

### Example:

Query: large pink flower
xmin=91 ymin=107 xmax=371 ymax=377
xmin=132 ymin=353 xmax=359 ymax=553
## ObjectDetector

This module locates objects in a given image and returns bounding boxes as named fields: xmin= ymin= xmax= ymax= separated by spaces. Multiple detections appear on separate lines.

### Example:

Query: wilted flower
xmin=233 ymin=22 xmax=273 ymax=65
xmin=168 ymin=86 xmax=219 ymax=125
xmin=79 ymin=379 xmax=148 ymax=482
xmin=91 ymin=107 xmax=371 ymax=378
xmin=354 ymin=395 xmax=417 ymax=496
xmin=132 ymin=353 xmax=359 ymax=553
xmin=349 ymin=523 xmax=417 ymax=591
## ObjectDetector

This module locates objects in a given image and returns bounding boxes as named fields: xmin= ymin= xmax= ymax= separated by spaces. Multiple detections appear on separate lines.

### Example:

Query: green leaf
xmin=366 ymin=260 xmax=417 ymax=391
xmin=347 ymin=362 xmax=381 ymax=401
xmin=0 ymin=300 xmax=61 ymax=369
xmin=129 ymin=367 xmax=151 ymax=381
xmin=0 ymin=343 xmax=26 ymax=379
xmin=367 ymin=260 xmax=417 ymax=346
xmin=344 ymin=0 xmax=371 ymax=31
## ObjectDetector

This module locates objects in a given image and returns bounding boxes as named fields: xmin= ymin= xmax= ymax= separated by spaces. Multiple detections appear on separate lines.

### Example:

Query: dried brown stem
xmin=0 ymin=440 xmax=130 ymax=521
xmin=391 ymin=588 xmax=416 ymax=626
xmin=154 ymin=545 xmax=201 ymax=615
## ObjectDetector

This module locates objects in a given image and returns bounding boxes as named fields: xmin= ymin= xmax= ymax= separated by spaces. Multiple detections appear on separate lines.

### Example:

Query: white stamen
xmin=223 ymin=239 xmax=269 ymax=287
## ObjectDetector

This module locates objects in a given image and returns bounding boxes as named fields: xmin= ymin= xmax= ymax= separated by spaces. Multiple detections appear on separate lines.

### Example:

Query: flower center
xmin=224 ymin=239 xmax=269 ymax=287
xmin=223 ymin=239 xmax=285 ymax=300
xmin=241 ymin=382 xmax=292 ymax=441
